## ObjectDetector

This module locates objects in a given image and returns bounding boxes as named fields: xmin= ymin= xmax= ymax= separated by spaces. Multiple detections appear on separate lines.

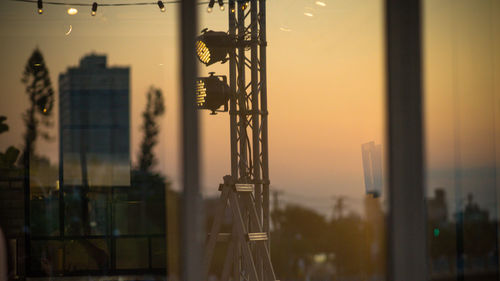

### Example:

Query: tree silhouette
xmin=133 ymin=86 xmax=167 ymax=239
xmin=271 ymin=204 xmax=329 ymax=280
xmin=137 ymin=86 xmax=165 ymax=172
xmin=21 ymin=48 xmax=54 ymax=158
xmin=0 ymin=116 xmax=8 ymax=134
xmin=0 ymin=116 xmax=20 ymax=168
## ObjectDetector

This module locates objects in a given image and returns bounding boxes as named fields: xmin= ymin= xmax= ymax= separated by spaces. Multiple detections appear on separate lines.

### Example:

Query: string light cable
xmin=10 ymin=0 xmax=250 ymax=14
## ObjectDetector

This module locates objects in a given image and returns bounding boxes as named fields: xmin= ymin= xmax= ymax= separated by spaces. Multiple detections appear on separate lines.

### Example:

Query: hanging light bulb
xmin=91 ymin=2 xmax=98 ymax=16
xmin=37 ymin=0 xmax=43 ymax=14
xmin=218 ymin=0 xmax=224 ymax=11
xmin=207 ymin=0 xmax=215 ymax=13
xmin=241 ymin=1 xmax=248 ymax=10
xmin=157 ymin=1 xmax=166 ymax=12
xmin=67 ymin=8 xmax=78 ymax=15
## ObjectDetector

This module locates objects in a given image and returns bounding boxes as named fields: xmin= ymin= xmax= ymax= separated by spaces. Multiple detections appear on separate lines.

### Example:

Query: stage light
xmin=195 ymin=73 xmax=231 ymax=114
xmin=195 ymin=30 xmax=232 ymax=66
xmin=91 ymin=2 xmax=98 ymax=16
xmin=218 ymin=0 xmax=224 ymax=11
xmin=37 ymin=0 xmax=43 ymax=14
xmin=207 ymin=0 xmax=215 ymax=13
xmin=157 ymin=1 xmax=166 ymax=12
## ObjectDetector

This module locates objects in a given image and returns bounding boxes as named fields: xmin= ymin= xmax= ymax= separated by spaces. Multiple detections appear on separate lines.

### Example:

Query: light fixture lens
xmin=38 ymin=8 xmax=43 ymax=14
xmin=207 ymin=7 xmax=213 ymax=13
xmin=67 ymin=8 xmax=78 ymax=15
xmin=196 ymin=40 xmax=211 ymax=64
xmin=220 ymin=5 xmax=225 ymax=11
xmin=196 ymin=80 xmax=207 ymax=107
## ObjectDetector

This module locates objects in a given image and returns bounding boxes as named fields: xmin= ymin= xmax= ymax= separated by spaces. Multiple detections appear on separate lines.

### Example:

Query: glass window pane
xmin=0 ymin=1 xmax=172 ymax=278
xmin=116 ymin=238 xmax=148 ymax=270
xmin=197 ymin=1 xmax=387 ymax=281
xmin=424 ymin=1 xmax=500 ymax=280
xmin=30 ymin=240 xmax=64 ymax=275
xmin=64 ymin=239 xmax=109 ymax=272
xmin=151 ymin=237 xmax=167 ymax=269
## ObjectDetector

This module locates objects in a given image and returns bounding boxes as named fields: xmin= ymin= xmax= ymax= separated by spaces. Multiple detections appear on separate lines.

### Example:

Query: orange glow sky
xmin=0 ymin=0 xmax=499 ymax=216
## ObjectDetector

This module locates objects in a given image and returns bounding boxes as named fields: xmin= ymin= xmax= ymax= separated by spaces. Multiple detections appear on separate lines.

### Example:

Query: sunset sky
xmin=0 ymin=0 xmax=499 ymax=217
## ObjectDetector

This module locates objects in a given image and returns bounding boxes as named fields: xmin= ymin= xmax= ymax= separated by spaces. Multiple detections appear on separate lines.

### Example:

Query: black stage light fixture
xmin=195 ymin=29 xmax=232 ymax=66
xmin=195 ymin=73 xmax=231 ymax=115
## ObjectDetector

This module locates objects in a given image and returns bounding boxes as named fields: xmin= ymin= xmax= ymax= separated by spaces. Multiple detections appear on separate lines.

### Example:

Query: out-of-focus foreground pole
xmin=386 ymin=0 xmax=428 ymax=280
xmin=179 ymin=1 xmax=203 ymax=281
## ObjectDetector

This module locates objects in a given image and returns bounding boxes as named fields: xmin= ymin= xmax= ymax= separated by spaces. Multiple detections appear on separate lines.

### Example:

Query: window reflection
xmin=60 ymin=54 xmax=130 ymax=187
xmin=424 ymin=1 xmax=500 ymax=280
xmin=0 ymin=49 xmax=168 ymax=277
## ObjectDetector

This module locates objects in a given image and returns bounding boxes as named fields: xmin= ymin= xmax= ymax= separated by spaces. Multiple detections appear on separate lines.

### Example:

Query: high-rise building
xmin=51 ymin=55 xmax=166 ymax=275
xmin=427 ymin=188 xmax=448 ymax=223
xmin=59 ymin=54 xmax=130 ymax=187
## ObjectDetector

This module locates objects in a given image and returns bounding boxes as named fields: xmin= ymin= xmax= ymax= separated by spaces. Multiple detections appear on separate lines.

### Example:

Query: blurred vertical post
xmin=179 ymin=1 xmax=203 ymax=281
xmin=385 ymin=0 xmax=427 ymax=280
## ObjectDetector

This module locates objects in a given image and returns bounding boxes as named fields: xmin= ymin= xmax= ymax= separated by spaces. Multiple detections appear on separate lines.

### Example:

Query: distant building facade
xmin=59 ymin=54 xmax=130 ymax=187
xmin=427 ymin=188 xmax=448 ymax=223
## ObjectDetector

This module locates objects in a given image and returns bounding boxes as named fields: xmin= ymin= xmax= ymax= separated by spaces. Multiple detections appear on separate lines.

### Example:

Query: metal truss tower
xmin=228 ymin=0 xmax=270 ymax=237
xmin=203 ymin=1 xmax=275 ymax=281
